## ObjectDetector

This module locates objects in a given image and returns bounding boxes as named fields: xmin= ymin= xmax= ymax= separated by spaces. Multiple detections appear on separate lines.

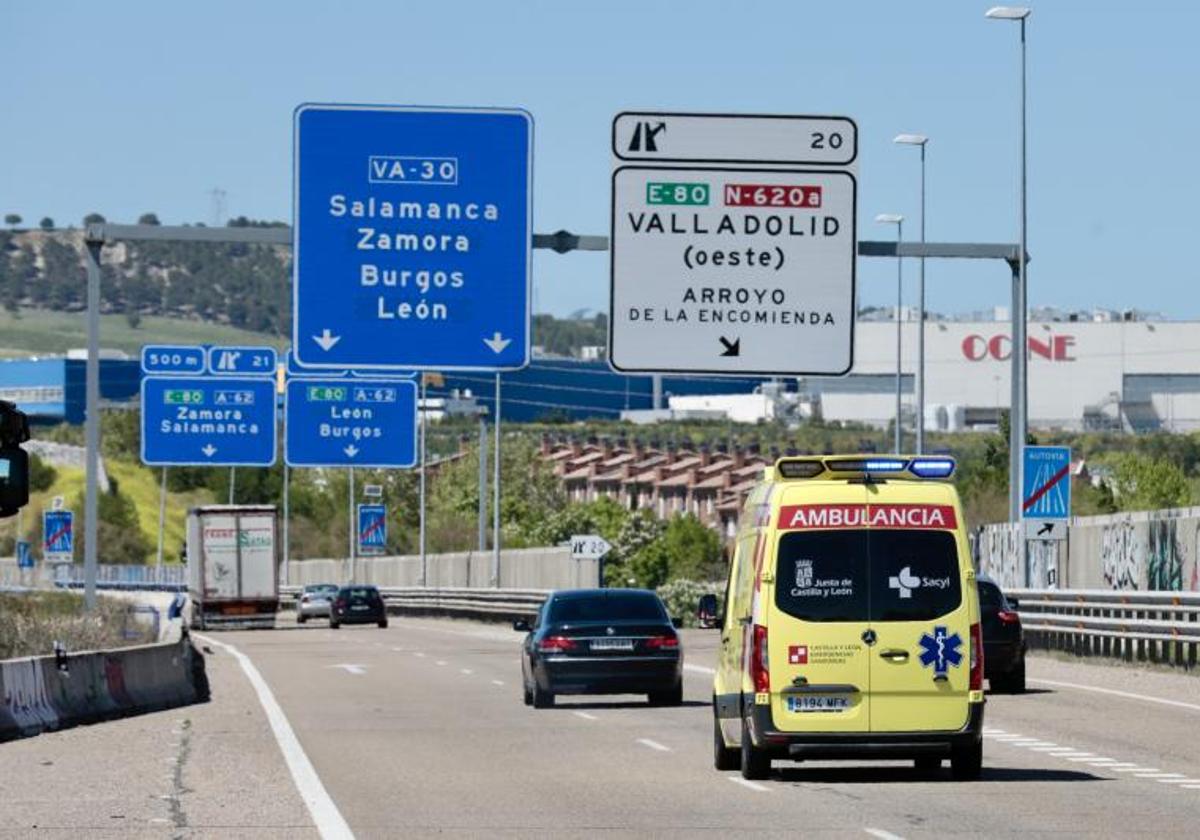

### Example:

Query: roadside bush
xmin=657 ymin=578 xmax=724 ymax=628
xmin=0 ymin=592 xmax=155 ymax=659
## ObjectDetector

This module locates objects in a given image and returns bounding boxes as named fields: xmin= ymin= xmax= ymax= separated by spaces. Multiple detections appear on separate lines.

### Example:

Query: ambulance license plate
xmin=788 ymin=695 xmax=850 ymax=713
xmin=590 ymin=638 xmax=633 ymax=651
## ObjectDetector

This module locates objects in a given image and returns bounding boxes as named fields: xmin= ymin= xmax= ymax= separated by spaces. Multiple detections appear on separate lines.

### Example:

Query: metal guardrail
xmin=1008 ymin=588 xmax=1200 ymax=669
xmin=281 ymin=586 xmax=549 ymax=623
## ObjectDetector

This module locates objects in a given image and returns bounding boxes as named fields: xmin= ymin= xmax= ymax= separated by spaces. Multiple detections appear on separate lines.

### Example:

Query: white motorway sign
xmin=1025 ymin=518 xmax=1068 ymax=542
xmin=570 ymin=534 xmax=612 ymax=562
xmin=609 ymin=112 xmax=858 ymax=377
xmin=610 ymin=165 xmax=857 ymax=375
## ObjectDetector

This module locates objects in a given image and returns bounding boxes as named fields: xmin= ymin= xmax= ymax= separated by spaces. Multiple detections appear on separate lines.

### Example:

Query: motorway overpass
xmin=1 ymin=617 xmax=1197 ymax=837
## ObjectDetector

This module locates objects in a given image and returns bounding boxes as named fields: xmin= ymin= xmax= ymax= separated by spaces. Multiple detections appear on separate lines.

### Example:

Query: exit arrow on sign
xmin=719 ymin=337 xmax=740 ymax=357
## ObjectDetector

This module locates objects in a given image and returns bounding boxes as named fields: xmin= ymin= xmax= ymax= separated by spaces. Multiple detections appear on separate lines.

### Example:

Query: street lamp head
xmin=893 ymin=133 xmax=928 ymax=146
xmin=985 ymin=6 xmax=1031 ymax=19
xmin=875 ymin=214 xmax=904 ymax=224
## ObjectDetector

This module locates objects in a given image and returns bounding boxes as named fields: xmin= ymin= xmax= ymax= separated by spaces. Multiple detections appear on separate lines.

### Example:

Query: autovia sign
xmin=357 ymin=504 xmax=387 ymax=556
xmin=292 ymin=104 xmax=533 ymax=372
xmin=42 ymin=509 xmax=73 ymax=561
xmin=609 ymin=112 xmax=858 ymax=376
xmin=1022 ymin=446 xmax=1071 ymax=520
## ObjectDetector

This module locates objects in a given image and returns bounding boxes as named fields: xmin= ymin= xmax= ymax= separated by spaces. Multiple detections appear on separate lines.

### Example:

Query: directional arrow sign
xmin=1025 ymin=519 xmax=1067 ymax=542
xmin=609 ymin=112 xmax=858 ymax=376
xmin=285 ymin=378 xmax=418 ymax=468
xmin=292 ymin=104 xmax=532 ymax=372
xmin=570 ymin=534 xmax=613 ymax=562
xmin=141 ymin=376 xmax=277 ymax=466
xmin=207 ymin=345 xmax=278 ymax=376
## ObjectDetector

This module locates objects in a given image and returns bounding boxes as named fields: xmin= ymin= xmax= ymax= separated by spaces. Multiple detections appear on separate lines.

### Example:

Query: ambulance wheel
xmin=951 ymin=741 xmax=983 ymax=781
xmin=713 ymin=711 xmax=739 ymax=771
xmin=740 ymin=715 xmax=770 ymax=780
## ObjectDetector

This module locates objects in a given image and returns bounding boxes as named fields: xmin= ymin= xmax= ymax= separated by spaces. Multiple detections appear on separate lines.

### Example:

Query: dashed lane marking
xmin=864 ymin=830 xmax=907 ymax=840
xmin=1114 ymin=767 xmax=1158 ymax=773
xmin=636 ymin=738 xmax=671 ymax=752
xmin=491 ymin=679 xmax=505 ymax=687
xmin=1028 ymin=678 xmax=1200 ymax=713
xmin=461 ymin=668 xmax=474 ymax=675
xmin=194 ymin=633 xmax=353 ymax=840
xmin=436 ymin=660 xmax=448 ymax=666
xmin=728 ymin=777 xmax=770 ymax=793
xmin=573 ymin=711 xmax=598 ymax=721
xmin=684 ymin=663 xmax=716 ymax=675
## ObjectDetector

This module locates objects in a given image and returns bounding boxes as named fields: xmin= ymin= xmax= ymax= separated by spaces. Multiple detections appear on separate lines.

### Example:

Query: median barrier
xmin=0 ymin=634 xmax=208 ymax=742
xmin=281 ymin=585 xmax=548 ymax=624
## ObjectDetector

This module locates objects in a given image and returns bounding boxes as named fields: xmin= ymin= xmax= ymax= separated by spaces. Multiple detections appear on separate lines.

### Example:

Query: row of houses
xmin=540 ymin=436 xmax=780 ymax=538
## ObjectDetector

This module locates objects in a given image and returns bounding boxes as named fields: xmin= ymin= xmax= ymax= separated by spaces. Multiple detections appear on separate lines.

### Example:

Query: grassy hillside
xmin=0 ymin=308 xmax=284 ymax=358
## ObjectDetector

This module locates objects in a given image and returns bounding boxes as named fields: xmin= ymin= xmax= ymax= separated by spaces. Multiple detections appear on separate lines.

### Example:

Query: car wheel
xmin=330 ymin=620 xmax=340 ymax=629
xmin=522 ymin=679 xmax=533 ymax=706
xmin=1006 ymin=658 xmax=1026 ymax=694
xmin=951 ymin=740 xmax=983 ymax=781
xmin=531 ymin=681 xmax=555 ymax=709
xmin=649 ymin=680 xmax=684 ymax=707
xmin=713 ymin=709 xmax=739 ymax=771
xmin=378 ymin=619 xmax=388 ymax=629
xmin=914 ymin=756 xmax=942 ymax=773
xmin=740 ymin=714 xmax=770 ymax=780
xmin=297 ymin=614 xmax=307 ymax=624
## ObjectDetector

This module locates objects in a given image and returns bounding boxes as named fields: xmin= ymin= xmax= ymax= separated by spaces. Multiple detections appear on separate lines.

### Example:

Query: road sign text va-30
xmin=292 ymin=104 xmax=532 ymax=371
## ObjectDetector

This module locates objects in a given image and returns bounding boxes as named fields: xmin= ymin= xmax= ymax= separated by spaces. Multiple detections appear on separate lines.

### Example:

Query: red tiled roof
xmin=656 ymin=472 xmax=696 ymax=488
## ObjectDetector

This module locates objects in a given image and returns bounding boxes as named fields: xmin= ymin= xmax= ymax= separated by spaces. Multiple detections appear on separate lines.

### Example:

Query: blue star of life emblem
xmin=918 ymin=625 xmax=964 ymax=676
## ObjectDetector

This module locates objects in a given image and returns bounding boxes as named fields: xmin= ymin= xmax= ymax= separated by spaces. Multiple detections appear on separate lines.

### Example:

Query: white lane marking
xmin=1010 ymin=740 xmax=1051 ymax=746
xmin=1136 ymin=772 xmax=1184 ymax=779
xmin=460 ymin=668 xmax=474 ymax=675
xmin=1047 ymin=751 xmax=1093 ymax=758
xmin=1182 ymin=784 xmax=1200 ymax=789
xmin=194 ymin=633 xmax=354 ymax=840
xmin=729 ymin=776 xmax=770 ymax=793
xmin=391 ymin=647 xmax=404 ymax=652
xmin=573 ymin=711 xmax=598 ymax=721
xmin=1157 ymin=778 xmax=1200 ymax=785
xmin=1095 ymin=762 xmax=1138 ymax=769
xmin=982 ymin=727 xmax=1007 ymax=735
xmin=330 ymin=664 xmax=366 ymax=675
xmin=637 ymin=738 xmax=671 ymax=752
xmin=1115 ymin=767 xmax=1157 ymax=773
xmin=491 ymin=679 xmax=505 ymax=687
xmin=992 ymin=734 xmax=1027 ymax=740
xmin=413 ymin=652 xmax=426 ymax=658
xmin=436 ymin=660 xmax=448 ymax=666
xmin=864 ymin=830 xmax=907 ymax=840
xmin=1029 ymin=678 xmax=1200 ymax=714
xmin=684 ymin=663 xmax=716 ymax=675
xmin=1069 ymin=756 xmax=1113 ymax=762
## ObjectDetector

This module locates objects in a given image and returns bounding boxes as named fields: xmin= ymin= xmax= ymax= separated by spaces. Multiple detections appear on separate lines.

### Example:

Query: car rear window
xmin=775 ymin=529 xmax=962 ymax=622
xmin=547 ymin=592 xmax=666 ymax=623
xmin=342 ymin=587 xmax=379 ymax=600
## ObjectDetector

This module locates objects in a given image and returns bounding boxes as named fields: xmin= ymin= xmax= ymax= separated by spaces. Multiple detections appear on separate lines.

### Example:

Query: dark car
xmin=517 ymin=588 xmax=683 ymax=708
xmin=330 ymin=585 xmax=388 ymax=629
xmin=978 ymin=575 xmax=1025 ymax=693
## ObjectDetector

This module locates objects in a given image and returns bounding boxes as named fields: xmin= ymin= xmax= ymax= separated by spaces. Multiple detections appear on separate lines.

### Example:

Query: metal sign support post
xmin=348 ymin=466 xmax=355 ymax=583
xmin=478 ymin=413 xmax=487 ymax=552
xmin=156 ymin=467 xmax=167 ymax=573
xmin=282 ymin=463 xmax=290 ymax=586
xmin=419 ymin=377 xmax=427 ymax=587
xmin=228 ymin=468 xmax=235 ymax=504
xmin=82 ymin=240 xmax=101 ymax=610
xmin=492 ymin=374 xmax=501 ymax=588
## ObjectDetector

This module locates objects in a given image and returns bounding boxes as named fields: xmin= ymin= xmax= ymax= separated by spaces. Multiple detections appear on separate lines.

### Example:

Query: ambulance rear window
xmin=775 ymin=529 xmax=961 ymax=622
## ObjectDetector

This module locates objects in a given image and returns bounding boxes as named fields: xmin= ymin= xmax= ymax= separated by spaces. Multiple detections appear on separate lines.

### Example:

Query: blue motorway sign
xmin=42 ymin=510 xmax=73 ymax=560
xmin=357 ymin=504 xmax=387 ymax=556
xmin=1023 ymin=445 xmax=1071 ymax=519
xmin=16 ymin=540 xmax=33 ymax=569
xmin=284 ymin=349 xmax=416 ymax=380
xmin=285 ymin=378 xmax=418 ymax=468
xmin=207 ymin=345 xmax=278 ymax=376
xmin=141 ymin=344 xmax=205 ymax=375
xmin=141 ymin=376 xmax=278 ymax=466
xmin=292 ymin=104 xmax=532 ymax=372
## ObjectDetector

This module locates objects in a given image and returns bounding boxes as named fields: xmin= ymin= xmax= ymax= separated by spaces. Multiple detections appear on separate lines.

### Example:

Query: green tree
xmin=83 ymin=212 xmax=106 ymax=225
xmin=28 ymin=453 xmax=57 ymax=492
xmin=137 ymin=212 xmax=161 ymax=226
xmin=1110 ymin=453 xmax=1191 ymax=512
xmin=4 ymin=213 xmax=21 ymax=228
xmin=39 ymin=217 xmax=54 ymax=230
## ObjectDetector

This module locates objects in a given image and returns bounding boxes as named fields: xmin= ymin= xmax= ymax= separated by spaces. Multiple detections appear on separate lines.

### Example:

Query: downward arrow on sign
xmin=483 ymin=332 xmax=512 ymax=354
xmin=313 ymin=329 xmax=341 ymax=351
xmin=201 ymin=444 xmax=217 ymax=457
xmin=344 ymin=445 xmax=360 ymax=458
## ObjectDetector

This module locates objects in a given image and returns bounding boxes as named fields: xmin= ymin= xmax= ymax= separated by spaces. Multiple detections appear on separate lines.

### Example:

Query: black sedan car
xmin=978 ymin=575 xmax=1026 ymax=693
xmin=330 ymin=585 xmax=389 ymax=629
xmin=517 ymin=589 xmax=683 ymax=708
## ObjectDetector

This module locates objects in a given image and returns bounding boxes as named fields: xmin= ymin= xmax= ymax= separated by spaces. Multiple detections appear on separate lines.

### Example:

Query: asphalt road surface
xmin=3 ymin=616 xmax=1198 ymax=838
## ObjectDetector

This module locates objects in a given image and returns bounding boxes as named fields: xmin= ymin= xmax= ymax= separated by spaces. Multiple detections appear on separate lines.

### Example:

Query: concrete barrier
xmin=0 ymin=635 xmax=208 ymax=743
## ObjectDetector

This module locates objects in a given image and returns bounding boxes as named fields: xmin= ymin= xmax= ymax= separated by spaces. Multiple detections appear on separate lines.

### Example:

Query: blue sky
xmin=3 ymin=1 xmax=1198 ymax=319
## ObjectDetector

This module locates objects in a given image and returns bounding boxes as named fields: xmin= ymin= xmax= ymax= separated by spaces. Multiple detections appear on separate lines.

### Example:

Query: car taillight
xmin=645 ymin=634 xmax=679 ymax=650
xmin=969 ymin=622 xmax=984 ymax=692
xmin=538 ymin=635 xmax=577 ymax=653
xmin=750 ymin=624 xmax=770 ymax=693
xmin=301 ymin=594 xmax=310 ymax=603
xmin=997 ymin=609 xmax=1021 ymax=625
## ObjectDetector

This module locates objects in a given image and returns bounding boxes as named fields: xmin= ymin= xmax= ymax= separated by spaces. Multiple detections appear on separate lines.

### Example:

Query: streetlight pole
xmin=875 ymin=214 xmax=904 ymax=453
xmin=987 ymin=5 xmax=1031 ymax=525
xmin=894 ymin=133 xmax=929 ymax=453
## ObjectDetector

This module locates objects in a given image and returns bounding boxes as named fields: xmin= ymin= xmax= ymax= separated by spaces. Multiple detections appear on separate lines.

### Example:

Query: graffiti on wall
xmin=1146 ymin=518 xmax=1184 ymax=591
xmin=1101 ymin=520 xmax=1142 ymax=590
xmin=974 ymin=523 xmax=1061 ymax=589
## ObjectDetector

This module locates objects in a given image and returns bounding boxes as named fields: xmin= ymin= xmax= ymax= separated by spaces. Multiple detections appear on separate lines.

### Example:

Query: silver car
xmin=297 ymin=584 xmax=339 ymax=623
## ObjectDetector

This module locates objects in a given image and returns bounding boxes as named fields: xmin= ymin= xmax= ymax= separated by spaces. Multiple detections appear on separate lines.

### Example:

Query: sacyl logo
xmin=888 ymin=566 xmax=921 ymax=599
xmin=628 ymin=120 xmax=666 ymax=153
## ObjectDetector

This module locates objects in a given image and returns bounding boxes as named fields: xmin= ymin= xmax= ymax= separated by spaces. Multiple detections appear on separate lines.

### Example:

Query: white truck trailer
xmin=186 ymin=505 xmax=279 ymax=630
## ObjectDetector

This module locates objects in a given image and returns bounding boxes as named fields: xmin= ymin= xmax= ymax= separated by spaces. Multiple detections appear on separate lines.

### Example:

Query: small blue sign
xmin=207 ymin=345 xmax=278 ymax=376
xmin=141 ymin=344 xmax=206 ymax=375
xmin=357 ymin=504 xmax=387 ymax=555
xmin=42 ymin=510 xmax=73 ymax=559
xmin=292 ymin=104 xmax=532 ymax=372
xmin=1023 ymin=445 xmax=1071 ymax=519
xmin=918 ymin=625 xmax=963 ymax=677
xmin=16 ymin=540 xmax=33 ymax=569
xmin=285 ymin=378 xmax=418 ymax=468
xmin=141 ymin=376 xmax=278 ymax=466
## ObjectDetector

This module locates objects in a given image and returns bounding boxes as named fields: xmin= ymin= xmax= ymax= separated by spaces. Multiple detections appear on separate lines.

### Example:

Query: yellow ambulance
xmin=712 ymin=455 xmax=985 ymax=781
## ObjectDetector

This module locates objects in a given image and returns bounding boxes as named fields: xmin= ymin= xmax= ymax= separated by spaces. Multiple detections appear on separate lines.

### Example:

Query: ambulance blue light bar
xmin=826 ymin=458 xmax=907 ymax=473
xmin=908 ymin=457 xmax=956 ymax=478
